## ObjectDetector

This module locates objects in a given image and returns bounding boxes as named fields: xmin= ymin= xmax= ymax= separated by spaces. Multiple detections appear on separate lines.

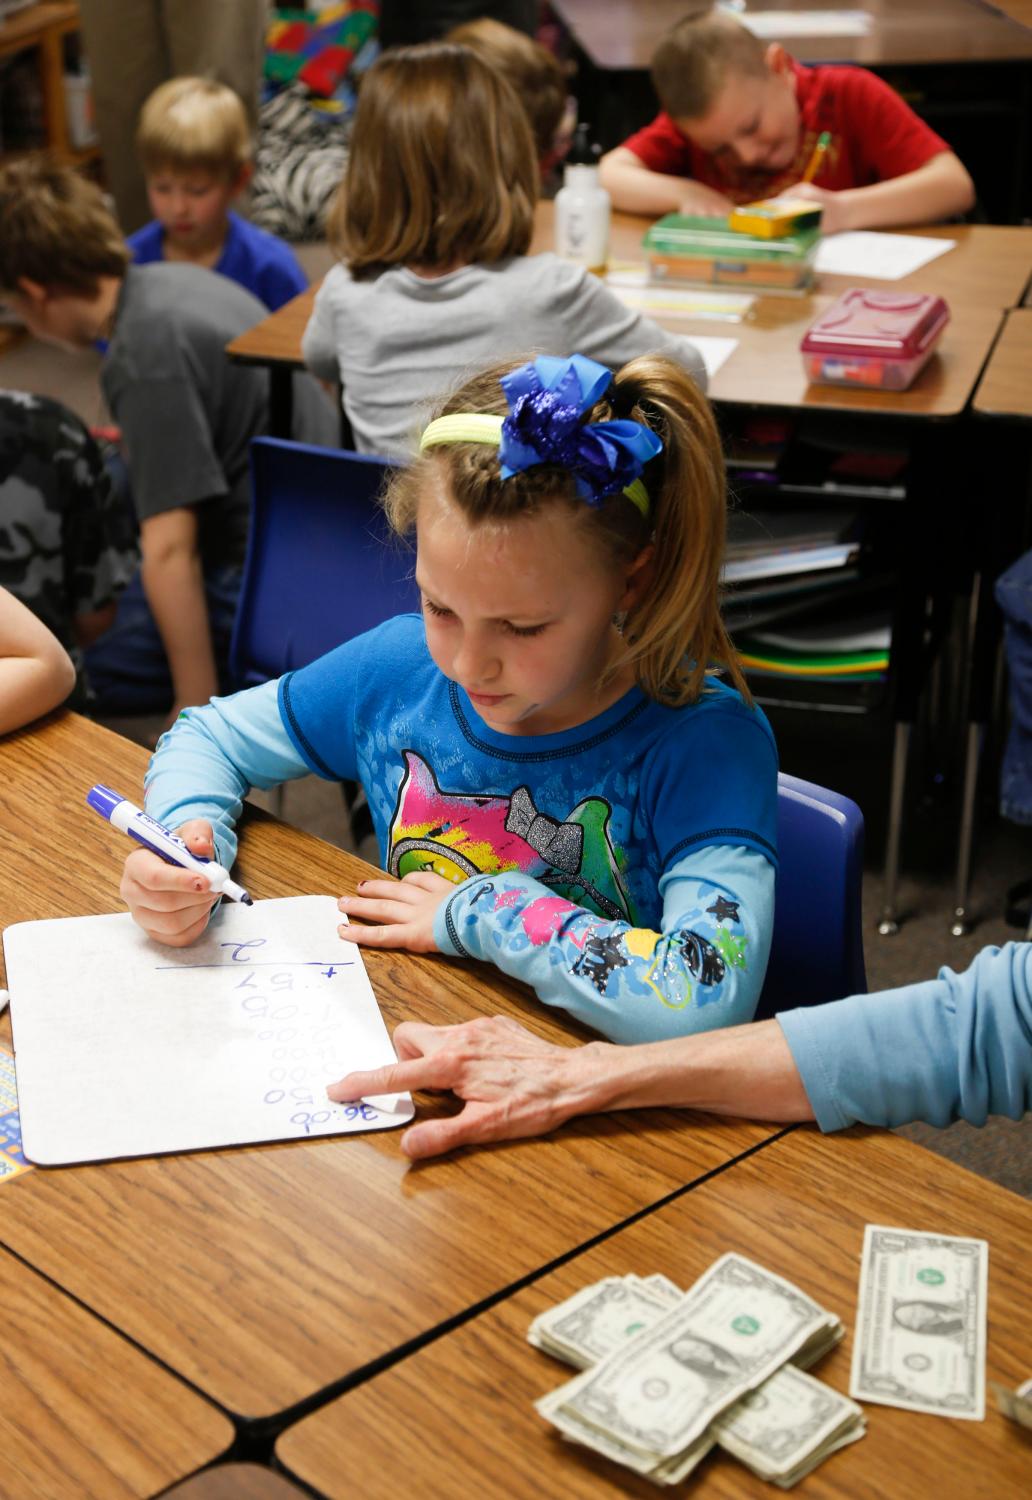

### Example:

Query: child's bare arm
xmin=781 ymin=151 xmax=975 ymax=236
xmin=599 ymin=146 xmax=734 ymax=217
xmin=139 ymin=507 xmax=218 ymax=721
xmin=0 ymin=588 xmax=75 ymax=735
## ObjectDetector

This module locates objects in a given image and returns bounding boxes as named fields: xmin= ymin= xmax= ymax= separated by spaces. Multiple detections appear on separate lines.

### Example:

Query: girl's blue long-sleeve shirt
xmin=778 ymin=942 xmax=1032 ymax=1131
xmin=145 ymin=616 xmax=780 ymax=1044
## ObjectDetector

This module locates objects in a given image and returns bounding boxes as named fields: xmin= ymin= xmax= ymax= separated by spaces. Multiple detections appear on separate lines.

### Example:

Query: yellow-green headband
xmin=419 ymin=413 xmax=651 ymax=520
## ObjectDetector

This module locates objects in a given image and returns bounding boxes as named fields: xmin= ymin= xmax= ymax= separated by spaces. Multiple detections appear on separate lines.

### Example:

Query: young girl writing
xmin=123 ymin=352 xmax=779 ymax=1045
xmin=301 ymin=43 xmax=708 ymax=460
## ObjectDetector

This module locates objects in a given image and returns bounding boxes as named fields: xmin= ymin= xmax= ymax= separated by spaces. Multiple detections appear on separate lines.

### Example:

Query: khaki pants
xmin=78 ymin=0 xmax=269 ymax=232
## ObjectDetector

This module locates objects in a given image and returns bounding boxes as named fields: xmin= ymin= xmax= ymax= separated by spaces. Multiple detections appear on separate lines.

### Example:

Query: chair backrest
xmin=754 ymin=772 xmax=867 ymax=1021
xmin=230 ymin=437 xmax=420 ymax=686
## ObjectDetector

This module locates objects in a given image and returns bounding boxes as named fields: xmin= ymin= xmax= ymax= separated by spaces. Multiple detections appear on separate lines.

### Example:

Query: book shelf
xmin=0 ymin=2 xmax=98 ymax=168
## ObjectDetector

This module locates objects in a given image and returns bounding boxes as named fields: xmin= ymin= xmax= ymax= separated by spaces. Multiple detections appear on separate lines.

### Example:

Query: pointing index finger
xmin=328 ymin=1053 xmax=446 ymax=1101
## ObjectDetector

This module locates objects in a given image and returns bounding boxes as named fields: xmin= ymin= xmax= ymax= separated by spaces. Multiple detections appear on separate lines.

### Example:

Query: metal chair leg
xmin=878 ymin=721 xmax=911 ymax=936
xmin=951 ymin=721 xmax=982 ymax=936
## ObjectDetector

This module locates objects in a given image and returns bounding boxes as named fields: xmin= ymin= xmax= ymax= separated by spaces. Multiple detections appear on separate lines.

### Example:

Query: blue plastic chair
xmin=754 ymin=772 xmax=868 ymax=1021
xmin=230 ymin=436 xmax=420 ymax=687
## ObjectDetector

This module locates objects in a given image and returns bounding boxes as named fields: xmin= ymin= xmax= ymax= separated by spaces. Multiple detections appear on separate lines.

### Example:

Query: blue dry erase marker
xmin=86 ymin=784 xmax=253 ymax=905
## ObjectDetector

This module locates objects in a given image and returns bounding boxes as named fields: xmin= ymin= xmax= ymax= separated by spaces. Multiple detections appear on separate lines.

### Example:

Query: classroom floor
xmin=4 ymin=251 xmax=1029 ymax=1200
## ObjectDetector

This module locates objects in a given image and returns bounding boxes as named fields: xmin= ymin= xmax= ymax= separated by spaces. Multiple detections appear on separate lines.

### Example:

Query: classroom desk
xmin=163 ymin=1466 xmax=310 ymax=1499
xmin=277 ymin=1128 xmax=1032 ymax=1499
xmin=0 ymin=1243 xmax=231 ymax=1498
xmin=0 ymin=711 xmax=785 ymax=1427
xmin=226 ymin=209 xmax=1032 ymax=433
xmin=550 ymin=0 xmax=1032 ymax=71
xmin=973 ymin=306 xmax=1032 ymax=419
xmin=994 ymin=0 xmax=1032 ymax=26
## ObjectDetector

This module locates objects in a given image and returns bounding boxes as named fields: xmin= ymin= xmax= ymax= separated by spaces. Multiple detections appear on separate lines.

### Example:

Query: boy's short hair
xmin=0 ymin=155 xmax=129 ymax=296
xmin=137 ymin=76 xmax=251 ymax=181
xmin=651 ymin=7 xmax=768 ymax=121
xmin=445 ymin=18 xmax=567 ymax=161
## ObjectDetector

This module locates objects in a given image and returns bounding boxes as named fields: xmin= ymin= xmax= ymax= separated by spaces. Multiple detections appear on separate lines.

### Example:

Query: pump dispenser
xmin=555 ymin=123 xmax=610 ymax=275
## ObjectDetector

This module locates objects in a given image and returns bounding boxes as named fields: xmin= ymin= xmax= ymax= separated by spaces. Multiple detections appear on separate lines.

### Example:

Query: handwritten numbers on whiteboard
xmin=220 ymin=937 xmax=268 ymax=963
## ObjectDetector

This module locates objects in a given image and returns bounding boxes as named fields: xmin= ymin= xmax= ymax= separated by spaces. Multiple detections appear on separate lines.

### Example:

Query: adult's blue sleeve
xmin=777 ymin=942 xmax=1032 ymax=1131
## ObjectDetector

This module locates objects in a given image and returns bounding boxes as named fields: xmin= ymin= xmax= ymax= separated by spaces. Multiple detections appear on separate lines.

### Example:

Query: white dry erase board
xmin=3 ymin=895 xmax=414 ymax=1165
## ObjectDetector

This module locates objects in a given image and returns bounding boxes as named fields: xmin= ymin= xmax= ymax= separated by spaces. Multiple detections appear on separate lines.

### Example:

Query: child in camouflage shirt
xmin=0 ymin=390 xmax=136 ymax=705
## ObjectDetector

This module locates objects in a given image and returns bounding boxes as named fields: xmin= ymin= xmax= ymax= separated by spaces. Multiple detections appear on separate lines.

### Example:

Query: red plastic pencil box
xmin=801 ymin=288 xmax=949 ymax=391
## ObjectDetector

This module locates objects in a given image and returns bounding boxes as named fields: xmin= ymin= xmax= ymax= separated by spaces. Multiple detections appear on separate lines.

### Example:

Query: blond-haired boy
xmin=129 ymin=77 xmax=307 ymax=311
xmin=600 ymin=7 xmax=974 ymax=235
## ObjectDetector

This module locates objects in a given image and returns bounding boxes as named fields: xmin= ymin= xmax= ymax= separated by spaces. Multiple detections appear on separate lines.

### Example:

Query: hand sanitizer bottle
xmin=555 ymin=123 xmax=610 ymax=276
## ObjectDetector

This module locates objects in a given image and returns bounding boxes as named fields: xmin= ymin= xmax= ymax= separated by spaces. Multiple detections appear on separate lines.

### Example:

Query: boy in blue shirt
xmin=128 ymin=77 xmax=308 ymax=313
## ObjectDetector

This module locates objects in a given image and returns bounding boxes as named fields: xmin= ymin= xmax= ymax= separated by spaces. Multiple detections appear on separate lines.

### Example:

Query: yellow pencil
xmin=801 ymin=130 xmax=832 ymax=184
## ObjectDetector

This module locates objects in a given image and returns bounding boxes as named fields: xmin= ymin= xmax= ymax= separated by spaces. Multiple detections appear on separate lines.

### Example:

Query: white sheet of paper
xmin=685 ymin=335 xmax=739 ymax=379
xmin=739 ymin=9 xmax=872 ymax=39
xmin=4 ymin=895 xmax=414 ymax=1164
xmin=815 ymin=231 xmax=956 ymax=280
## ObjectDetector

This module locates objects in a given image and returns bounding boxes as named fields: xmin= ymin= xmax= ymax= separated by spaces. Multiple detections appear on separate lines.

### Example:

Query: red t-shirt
xmin=621 ymin=61 xmax=951 ymax=206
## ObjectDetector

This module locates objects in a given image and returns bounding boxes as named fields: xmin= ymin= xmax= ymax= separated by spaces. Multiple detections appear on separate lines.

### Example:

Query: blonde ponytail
xmin=606 ymin=354 xmax=749 ymax=706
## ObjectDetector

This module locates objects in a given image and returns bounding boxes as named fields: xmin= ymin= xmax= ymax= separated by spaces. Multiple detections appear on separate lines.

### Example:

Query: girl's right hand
xmin=120 ymin=818 xmax=220 ymax=947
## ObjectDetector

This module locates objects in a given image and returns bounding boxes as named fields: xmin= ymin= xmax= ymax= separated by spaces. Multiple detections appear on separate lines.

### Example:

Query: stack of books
xmin=722 ymin=508 xmax=889 ymax=682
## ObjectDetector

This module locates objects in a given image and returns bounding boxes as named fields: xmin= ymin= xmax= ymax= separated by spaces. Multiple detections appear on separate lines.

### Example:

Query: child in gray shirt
xmin=0 ymin=156 xmax=335 ymax=720
xmin=303 ymin=42 xmax=708 ymax=460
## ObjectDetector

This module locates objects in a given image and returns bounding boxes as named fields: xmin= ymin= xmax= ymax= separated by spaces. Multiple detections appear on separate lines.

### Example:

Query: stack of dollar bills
xmin=992 ymin=1376 xmax=1032 ymax=1431
xmin=531 ymin=1254 xmax=865 ymax=1487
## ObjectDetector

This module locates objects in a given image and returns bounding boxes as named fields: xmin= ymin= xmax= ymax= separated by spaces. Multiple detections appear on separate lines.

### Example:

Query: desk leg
xmin=878 ymin=722 xmax=911 ymax=936
xmin=877 ymin=447 xmax=929 ymax=935
xmin=269 ymin=367 xmax=294 ymax=439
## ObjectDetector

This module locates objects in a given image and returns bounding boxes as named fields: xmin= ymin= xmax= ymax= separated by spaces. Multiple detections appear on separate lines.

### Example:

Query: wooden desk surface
xmin=995 ymin=0 xmax=1032 ymax=25
xmin=0 ymin=1242 xmax=231 ymax=1499
xmin=162 ymin=1466 xmax=309 ymax=1500
xmin=226 ymin=213 xmax=1032 ymax=419
xmin=974 ymin=307 xmax=1032 ymax=418
xmin=278 ymin=1128 xmax=1032 ymax=1499
xmin=550 ymin=0 xmax=1032 ymax=70
xmin=0 ymin=713 xmax=781 ymax=1421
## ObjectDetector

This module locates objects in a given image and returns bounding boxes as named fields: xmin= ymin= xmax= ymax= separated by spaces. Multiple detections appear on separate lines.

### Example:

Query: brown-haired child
xmin=600 ymin=5 xmax=974 ymax=234
xmin=303 ymin=42 xmax=707 ymax=459
xmin=445 ymin=17 xmax=573 ymax=178
xmin=0 ymin=155 xmax=334 ymax=722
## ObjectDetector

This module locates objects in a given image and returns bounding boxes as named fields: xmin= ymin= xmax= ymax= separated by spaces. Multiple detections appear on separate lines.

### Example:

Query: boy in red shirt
xmin=600 ymin=7 xmax=974 ymax=235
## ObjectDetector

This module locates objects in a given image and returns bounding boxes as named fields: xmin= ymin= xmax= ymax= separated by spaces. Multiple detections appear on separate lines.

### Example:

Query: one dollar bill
xmin=850 ymin=1225 xmax=987 ymax=1420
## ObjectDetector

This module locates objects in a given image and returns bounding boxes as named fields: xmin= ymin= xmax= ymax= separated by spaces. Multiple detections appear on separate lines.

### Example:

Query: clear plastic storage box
xmin=643 ymin=212 xmax=820 ymax=292
xmin=801 ymin=288 xmax=950 ymax=391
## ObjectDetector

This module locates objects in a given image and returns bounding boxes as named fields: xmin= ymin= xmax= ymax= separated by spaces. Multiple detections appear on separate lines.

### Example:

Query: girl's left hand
xmin=337 ymin=870 xmax=453 ymax=953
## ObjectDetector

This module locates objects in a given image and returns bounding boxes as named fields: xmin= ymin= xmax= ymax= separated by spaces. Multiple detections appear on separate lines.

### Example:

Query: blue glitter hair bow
xmin=498 ymin=354 xmax=662 ymax=510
